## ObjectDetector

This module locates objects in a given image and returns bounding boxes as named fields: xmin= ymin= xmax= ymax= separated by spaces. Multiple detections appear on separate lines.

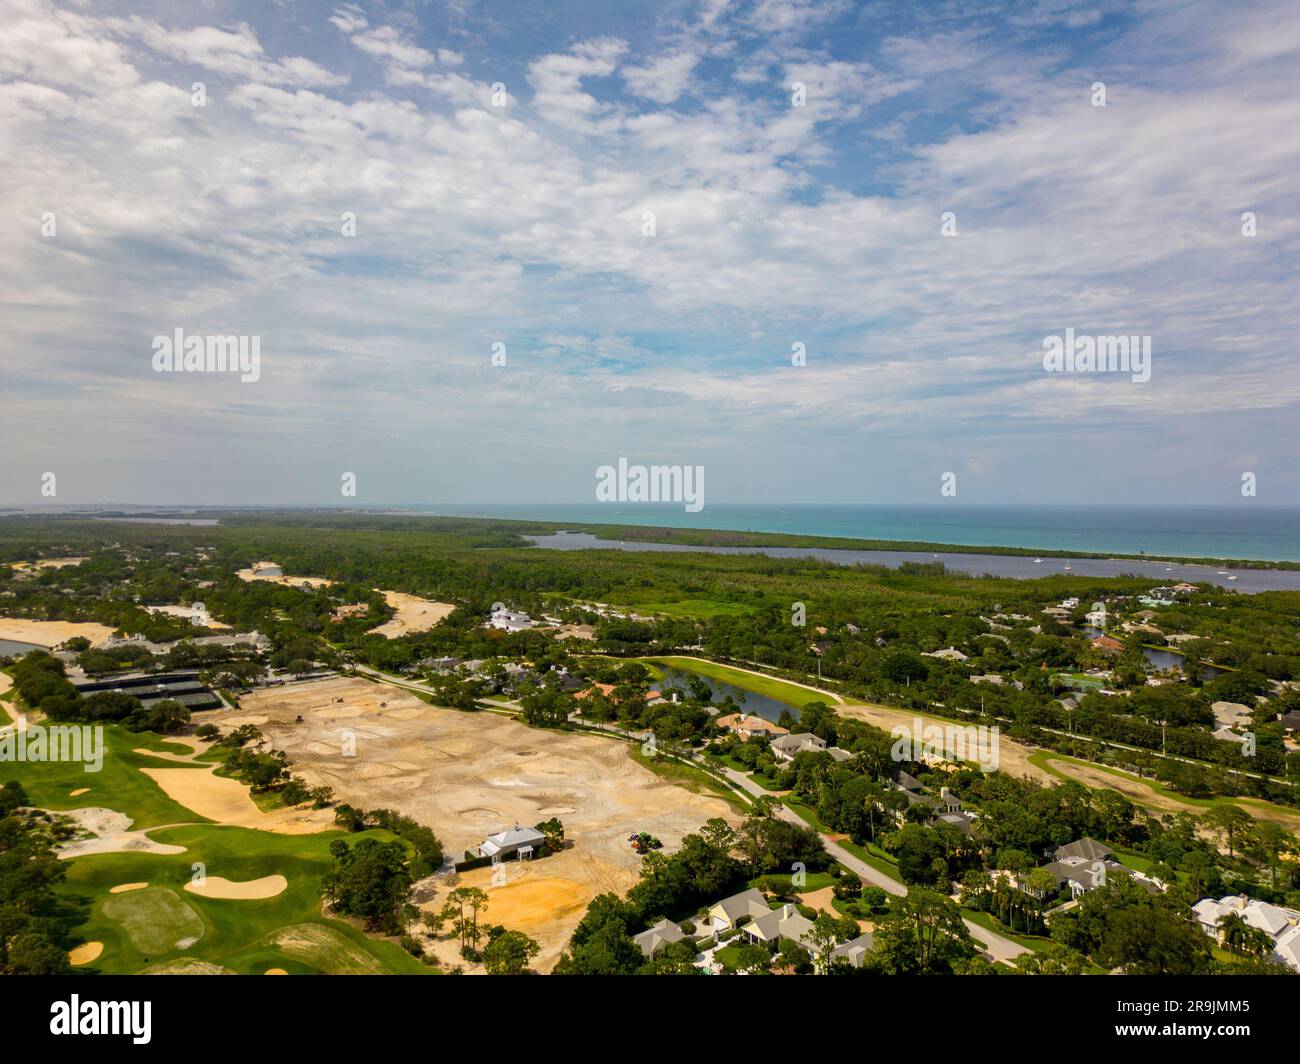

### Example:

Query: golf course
xmin=1 ymin=674 xmax=429 ymax=975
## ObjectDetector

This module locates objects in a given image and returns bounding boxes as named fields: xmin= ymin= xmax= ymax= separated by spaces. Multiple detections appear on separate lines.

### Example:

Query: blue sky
xmin=1 ymin=0 xmax=1298 ymax=508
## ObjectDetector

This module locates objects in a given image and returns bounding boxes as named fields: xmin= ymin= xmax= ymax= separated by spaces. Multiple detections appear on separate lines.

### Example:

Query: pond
xmin=651 ymin=664 xmax=803 ymax=725
xmin=0 ymin=638 xmax=44 ymax=657
xmin=1082 ymin=627 xmax=1226 ymax=676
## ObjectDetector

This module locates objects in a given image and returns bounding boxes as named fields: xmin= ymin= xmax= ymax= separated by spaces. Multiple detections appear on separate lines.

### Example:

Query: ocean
xmin=413 ymin=504 xmax=1300 ymax=563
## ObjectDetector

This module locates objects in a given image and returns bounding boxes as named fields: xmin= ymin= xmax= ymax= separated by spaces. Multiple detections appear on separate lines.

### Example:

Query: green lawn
xmin=61 ymin=824 xmax=430 ymax=974
xmin=640 ymin=656 xmax=830 ymax=709
xmin=1028 ymin=749 xmax=1299 ymax=825
xmin=629 ymin=599 xmax=758 ymax=619
xmin=1 ymin=724 xmax=211 ymax=829
xmin=628 ymin=746 xmax=752 ymax=814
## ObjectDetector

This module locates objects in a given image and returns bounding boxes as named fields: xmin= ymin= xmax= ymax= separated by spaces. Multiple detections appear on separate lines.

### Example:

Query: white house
xmin=488 ymin=608 xmax=535 ymax=632
xmin=1191 ymin=894 xmax=1300 ymax=971
xmin=477 ymin=825 xmax=545 ymax=861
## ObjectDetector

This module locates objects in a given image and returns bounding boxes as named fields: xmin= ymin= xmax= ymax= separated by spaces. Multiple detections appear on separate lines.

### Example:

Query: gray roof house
xmin=477 ymin=825 xmax=546 ymax=861
xmin=705 ymin=888 xmax=771 ymax=932
xmin=1050 ymin=837 xmax=1112 ymax=863
xmin=770 ymin=732 xmax=827 ymax=762
xmin=742 ymin=903 xmax=815 ymax=949
xmin=830 ymin=931 xmax=875 ymax=968
xmin=633 ymin=918 xmax=686 ymax=956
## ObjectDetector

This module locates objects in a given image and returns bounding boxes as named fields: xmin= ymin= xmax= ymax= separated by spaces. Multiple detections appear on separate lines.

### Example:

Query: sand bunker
xmin=69 ymin=787 xmax=89 ymax=797
xmin=368 ymin=592 xmax=455 ymax=639
xmin=0 ymin=618 xmax=116 ymax=648
xmin=265 ymin=968 xmax=288 ymax=975
xmin=139 ymin=766 xmax=331 ymax=835
xmin=225 ymin=675 xmax=737 ymax=969
xmin=143 ymin=604 xmax=231 ymax=630
xmin=69 ymin=942 xmax=103 ymax=965
xmin=185 ymin=874 xmax=288 ymax=900
xmin=55 ymin=807 xmax=187 ymax=859
xmin=110 ymin=882 xmax=149 ymax=894
xmin=237 ymin=564 xmax=334 ymax=589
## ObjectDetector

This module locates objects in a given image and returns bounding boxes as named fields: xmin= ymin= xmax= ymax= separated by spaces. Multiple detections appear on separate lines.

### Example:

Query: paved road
xmin=715 ymin=764 xmax=1028 ymax=964
xmin=357 ymin=664 xmax=1027 ymax=963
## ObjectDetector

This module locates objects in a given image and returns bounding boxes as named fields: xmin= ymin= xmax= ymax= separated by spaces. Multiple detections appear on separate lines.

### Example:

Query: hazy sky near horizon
xmin=2 ymin=0 xmax=1298 ymax=508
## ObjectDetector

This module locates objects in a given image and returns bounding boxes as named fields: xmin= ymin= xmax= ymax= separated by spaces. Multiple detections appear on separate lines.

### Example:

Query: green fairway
xmin=63 ymin=824 xmax=430 ymax=974
xmin=101 ymin=887 xmax=205 ymax=954
xmin=0 ymin=723 xmax=210 ymax=829
xmin=640 ymin=656 xmax=831 ymax=709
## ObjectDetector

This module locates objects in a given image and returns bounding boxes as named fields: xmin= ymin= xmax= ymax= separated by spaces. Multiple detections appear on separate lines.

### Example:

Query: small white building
xmin=488 ymin=608 xmax=535 ymax=632
xmin=477 ymin=825 xmax=545 ymax=862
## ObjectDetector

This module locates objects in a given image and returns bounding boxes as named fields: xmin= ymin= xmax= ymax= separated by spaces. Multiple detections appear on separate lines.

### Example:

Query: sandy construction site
xmin=367 ymin=592 xmax=455 ymax=638
xmin=219 ymin=675 xmax=736 ymax=969
xmin=0 ymin=617 xmax=117 ymax=648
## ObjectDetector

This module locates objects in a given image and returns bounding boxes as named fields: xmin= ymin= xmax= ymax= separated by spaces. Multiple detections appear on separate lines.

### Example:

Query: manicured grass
xmin=1029 ymin=749 xmax=1297 ymax=824
xmin=626 ymin=599 xmax=758 ymax=619
xmin=750 ymin=871 xmax=838 ymax=894
xmin=62 ymin=823 xmax=430 ymax=974
xmin=628 ymin=747 xmax=752 ymax=814
xmin=960 ymin=909 xmax=1051 ymax=952
xmin=640 ymin=656 xmax=829 ymax=709
xmin=1 ymin=724 xmax=211 ymax=829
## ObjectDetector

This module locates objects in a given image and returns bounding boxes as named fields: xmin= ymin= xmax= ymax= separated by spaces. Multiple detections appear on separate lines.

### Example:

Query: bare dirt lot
xmin=220 ymin=676 xmax=736 ymax=970
xmin=367 ymin=592 xmax=455 ymax=639
xmin=0 ymin=618 xmax=117 ymax=648
xmin=236 ymin=565 xmax=335 ymax=589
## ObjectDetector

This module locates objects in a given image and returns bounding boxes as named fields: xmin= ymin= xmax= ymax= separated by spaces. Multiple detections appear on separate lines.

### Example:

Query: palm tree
xmin=1218 ymin=911 xmax=1249 ymax=954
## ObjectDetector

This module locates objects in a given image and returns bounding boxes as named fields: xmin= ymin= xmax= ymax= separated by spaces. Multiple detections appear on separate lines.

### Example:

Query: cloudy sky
xmin=1 ymin=0 xmax=1297 ymax=508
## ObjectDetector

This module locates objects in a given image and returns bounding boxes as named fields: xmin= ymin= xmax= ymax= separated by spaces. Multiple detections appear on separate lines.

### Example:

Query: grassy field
xmin=640 ymin=656 xmax=830 ymax=709
xmin=0 ymin=668 xmax=430 ymax=974
xmin=62 ymin=824 xmax=429 ymax=974
xmin=628 ymin=746 xmax=752 ymax=814
xmin=2 ymin=724 xmax=210 ymax=829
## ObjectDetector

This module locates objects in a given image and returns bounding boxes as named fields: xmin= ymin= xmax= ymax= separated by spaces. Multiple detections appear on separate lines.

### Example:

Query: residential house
xmin=1212 ymin=701 xmax=1253 ymax=730
xmin=770 ymin=732 xmax=827 ymax=762
xmin=715 ymin=713 xmax=789 ymax=740
xmin=633 ymin=918 xmax=686 ymax=956
xmin=741 ymin=903 xmax=815 ymax=951
xmin=1090 ymin=635 xmax=1124 ymax=655
xmin=488 ymin=608 xmax=535 ymax=632
xmin=1191 ymin=895 xmax=1300 ymax=972
xmin=705 ymin=888 xmax=772 ymax=933
xmin=477 ymin=825 xmax=546 ymax=862
xmin=1039 ymin=837 xmax=1161 ymax=898
xmin=923 ymin=647 xmax=968 ymax=662
xmin=830 ymin=932 xmax=875 ymax=968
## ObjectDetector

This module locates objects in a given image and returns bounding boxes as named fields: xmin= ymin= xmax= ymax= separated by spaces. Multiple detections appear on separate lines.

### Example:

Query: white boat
xmin=1228 ymin=575 xmax=1237 ymax=581
xmin=1034 ymin=558 xmax=1042 ymax=564
xmin=1063 ymin=564 xmax=1072 ymax=571
xmin=1216 ymin=571 xmax=1229 ymax=575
